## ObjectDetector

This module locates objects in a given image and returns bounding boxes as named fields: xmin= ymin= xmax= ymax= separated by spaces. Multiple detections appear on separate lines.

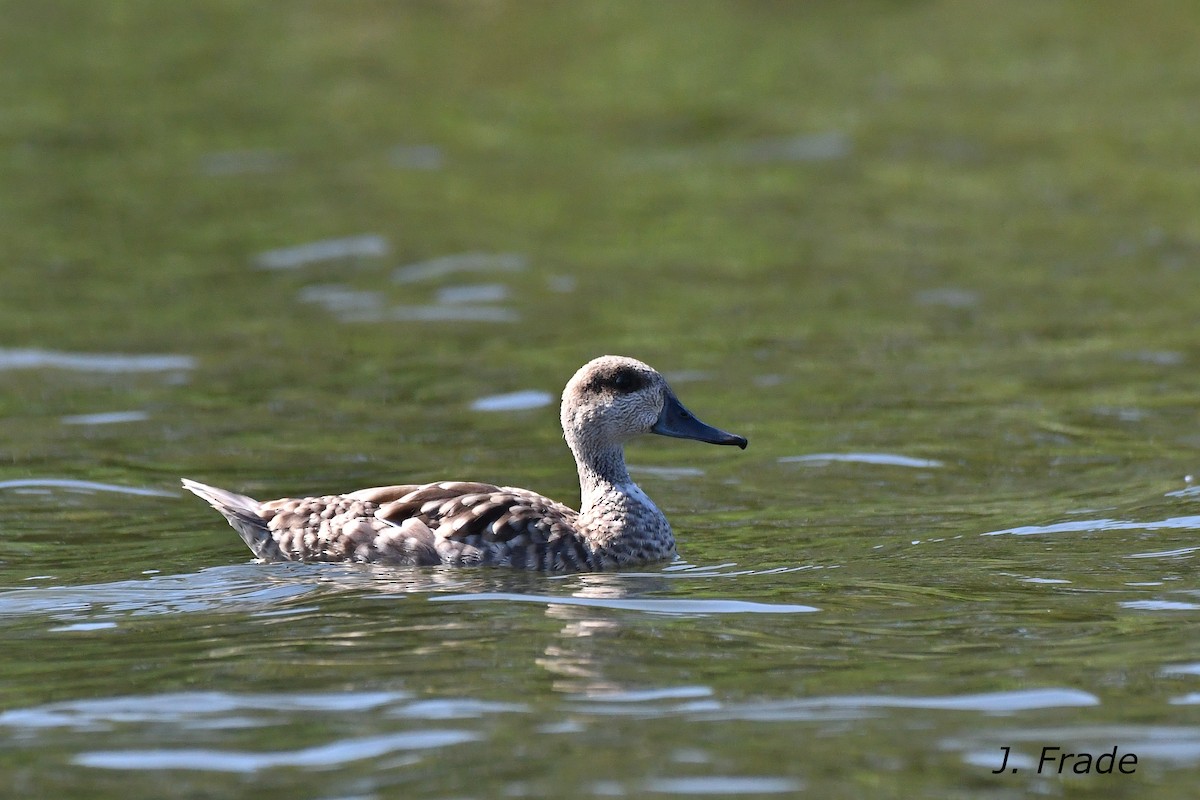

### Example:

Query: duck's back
xmin=353 ymin=481 xmax=589 ymax=569
xmin=185 ymin=478 xmax=591 ymax=570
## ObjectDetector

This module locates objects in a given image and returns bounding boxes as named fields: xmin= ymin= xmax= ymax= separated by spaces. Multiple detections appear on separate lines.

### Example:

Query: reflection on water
xmin=982 ymin=515 xmax=1200 ymax=537
xmin=76 ymin=730 xmax=480 ymax=772
xmin=470 ymin=390 xmax=554 ymax=412
xmin=0 ymin=479 xmax=176 ymax=498
xmin=779 ymin=452 xmax=945 ymax=468
xmin=0 ymin=349 xmax=194 ymax=373
xmin=391 ymin=252 xmax=528 ymax=284
xmin=431 ymin=592 xmax=818 ymax=615
xmin=436 ymin=283 xmax=508 ymax=305
xmin=297 ymin=284 xmax=386 ymax=320
xmin=253 ymin=234 xmax=389 ymax=270
xmin=60 ymin=411 xmax=150 ymax=426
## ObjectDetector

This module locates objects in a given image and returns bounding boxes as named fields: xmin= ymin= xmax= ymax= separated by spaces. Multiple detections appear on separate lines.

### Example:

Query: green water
xmin=3 ymin=1 xmax=1200 ymax=797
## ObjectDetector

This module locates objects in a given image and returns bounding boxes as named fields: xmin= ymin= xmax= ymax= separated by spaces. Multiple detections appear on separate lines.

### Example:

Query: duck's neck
xmin=567 ymin=436 xmax=674 ymax=559
xmin=571 ymin=439 xmax=633 ymax=510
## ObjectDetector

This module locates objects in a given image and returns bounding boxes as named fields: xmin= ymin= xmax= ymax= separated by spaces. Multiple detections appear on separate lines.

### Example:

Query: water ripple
xmin=567 ymin=688 xmax=1097 ymax=721
xmin=60 ymin=411 xmax=150 ymax=426
xmin=0 ymin=690 xmax=408 ymax=730
xmin=0 ymin=479 xmax=175 ymax=498
xmin=1120 ymin=599 xmax=1200 ymax=611
xmin=0 ymin=348 xmax=194 ymax=373
xmin=707 ymin=689 xmax=1095 ymax=721
xmin=392 ymin=252 xmax=527 ymax=284
xmin=574 ymin=686 xmax=713 ymax=703
xmin=74 ymin=730 xmax=478 ymax=772
xmin=470 ymin=390 xmax=553 ymax=412
xmin=779 ymin=452 xmax=944 ymax=468
xmin=0 ymin=566 xmax=312 ymax=618
xmin=430 ymin=592 xmax=819 ymax=615
xmin=1125 ymin=545 xmax=1200 ymax=559
xmin=390 ymin=699 xmax=527 ymax=719
xmin=642 ymin=776 xmax=804 ymax=795
xmin=254 ymin=235 xmax=388 ymax=270
xmin=983 ymin=515 xmax=1200 ymax=537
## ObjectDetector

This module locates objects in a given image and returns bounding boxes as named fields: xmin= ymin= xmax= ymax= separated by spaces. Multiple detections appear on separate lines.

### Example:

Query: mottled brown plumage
xmin=183 ymin=355 xmax=747 ymax=571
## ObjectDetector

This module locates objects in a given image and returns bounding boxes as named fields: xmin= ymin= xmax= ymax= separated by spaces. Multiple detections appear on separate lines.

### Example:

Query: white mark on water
xmin=470 ymin=390 xmax=553 ymax=412
xmin=297 ymin=284 xmax=386 ymax=318
xmin=393 ymin=252 xmax=527 ymax=284
xmin=983 ymin=515 xmax=1200 ymax=537
xmin=0 ymin=690 xmax=412 ymax=731
xmin=0 ymin=479 xmax=175 ymax=498
xmin=1125 ymin=545 xmax=1200 ymax=559
xmin=687 ymin=688 xmax=1098 ymax=720
xmin=432 ymin=592 xmax=819 ymax=615
xmin=780 ymin=452 xmax=944 ymax=468
xmin=254 ymin=235 xmax=389 ymax=270
xmin=61 ymin=411 xmax=149 ymax=426
xmin=73 ymin=730 xmax=478 ymax=772
xmin=435 ymin=283 xmax=508 ymax=304
xmin=0 ymin=349 xmax=194 ymax=373
xmin=1121 ymin=600 xmax=1200 ymax=611
xmin=574 ymin=686 xmax=712 ymax=703
xmin=49 ymin=622 xmax=118 ymax=632
xmin=1161 ymin=663 xmax=1200 ymax=677
xmin=642 ymin=776 xmax=804 ymax=795
xmin=390 ymin=699 xmax=527 ymax=719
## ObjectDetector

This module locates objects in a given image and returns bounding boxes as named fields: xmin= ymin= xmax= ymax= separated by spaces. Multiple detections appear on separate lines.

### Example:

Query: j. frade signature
xmin=992 ymin=745 xmax=1138 ymax=775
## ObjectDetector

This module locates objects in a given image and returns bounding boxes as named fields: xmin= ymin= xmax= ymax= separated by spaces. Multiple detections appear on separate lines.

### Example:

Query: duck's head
xmin=560 ymin=355 xmax=748 ymax=452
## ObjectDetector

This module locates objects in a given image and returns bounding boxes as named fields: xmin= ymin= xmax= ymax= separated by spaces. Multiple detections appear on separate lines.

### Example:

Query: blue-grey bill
xmin=651 ymin=391 xmax=748 ymax=449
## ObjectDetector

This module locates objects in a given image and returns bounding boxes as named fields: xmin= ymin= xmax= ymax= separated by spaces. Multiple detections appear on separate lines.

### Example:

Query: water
xmin=3 ymin=2 xmax=1200 ymax=797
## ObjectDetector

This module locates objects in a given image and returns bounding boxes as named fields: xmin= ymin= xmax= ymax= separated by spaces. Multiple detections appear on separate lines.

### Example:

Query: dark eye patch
xmin=612 ymin=368 xmax=641 ymax=392
xmin=588 ymin=366 xmax=647 ymax=395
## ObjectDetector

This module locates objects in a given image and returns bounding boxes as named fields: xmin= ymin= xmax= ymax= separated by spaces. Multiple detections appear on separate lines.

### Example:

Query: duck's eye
xmin=611 ymin=368 xmax=641 ymax=393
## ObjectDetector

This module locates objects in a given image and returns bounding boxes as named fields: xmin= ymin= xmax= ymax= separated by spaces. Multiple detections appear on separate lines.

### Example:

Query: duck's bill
xmin=651 ymin=391 xmax=748 ymax=449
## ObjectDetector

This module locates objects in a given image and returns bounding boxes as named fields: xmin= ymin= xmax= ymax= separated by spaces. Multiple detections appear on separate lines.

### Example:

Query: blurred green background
xmin=3 ymin=3 xmax=1200 ymax=797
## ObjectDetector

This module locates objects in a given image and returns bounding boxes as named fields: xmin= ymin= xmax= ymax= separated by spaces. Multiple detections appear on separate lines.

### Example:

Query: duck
xmin=182 ymin=355 xmax=747 ymax=571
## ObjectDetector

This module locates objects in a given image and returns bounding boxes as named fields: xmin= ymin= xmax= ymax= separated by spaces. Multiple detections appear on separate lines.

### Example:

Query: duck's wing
xmin=374 ymin=481 xmax=589 ymax=570
xmin=184 ymin=478 xmax=440 ymax=565
xmin=344 ymin=484 xmax=425 ymax=504
xmin=186 ymin=478 xmax=588 ymax=570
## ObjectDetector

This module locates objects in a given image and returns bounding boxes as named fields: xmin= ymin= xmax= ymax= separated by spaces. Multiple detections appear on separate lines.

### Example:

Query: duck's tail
xmin=181 ymin=478 xmax=275 ymax=558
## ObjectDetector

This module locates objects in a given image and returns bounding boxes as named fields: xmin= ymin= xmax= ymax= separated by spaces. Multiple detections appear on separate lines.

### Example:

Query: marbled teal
xmin=183 ymin=355 xmax=747 ymax=571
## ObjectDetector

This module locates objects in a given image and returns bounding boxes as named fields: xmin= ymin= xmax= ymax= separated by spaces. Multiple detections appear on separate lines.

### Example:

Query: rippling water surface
xmin=3 ymin=3 xmax=1200 ymax=798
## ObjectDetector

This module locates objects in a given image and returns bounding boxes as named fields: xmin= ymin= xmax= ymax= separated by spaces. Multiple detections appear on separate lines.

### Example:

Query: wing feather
xmin=374 ymin=481 xmax=583 ymax=568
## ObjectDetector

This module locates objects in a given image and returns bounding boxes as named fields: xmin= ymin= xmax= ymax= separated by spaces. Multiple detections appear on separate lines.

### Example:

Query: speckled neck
xmin=566 ymin=432 xmax=675 ymax=565
xmin=567 ymin=437 xmax=633 ymax=512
